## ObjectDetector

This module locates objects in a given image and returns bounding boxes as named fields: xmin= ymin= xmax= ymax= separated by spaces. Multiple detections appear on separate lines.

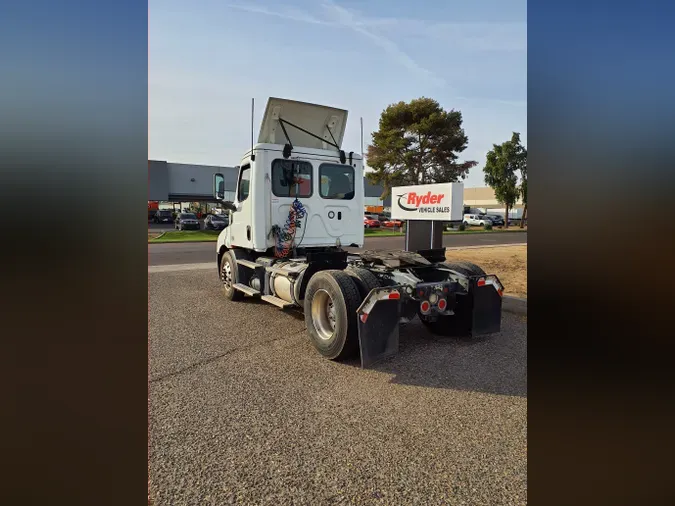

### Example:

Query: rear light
xmin=477 ymin=278 xmax=486 ymax=287
xmin=360 ymin=313 xmax=368 ymax=323
xmin=420 ymin=301 xmax=431 ymax=314
xmin=388 ymin=292 xmax=400 ymax=300
xmin=437 ymin=298 xmax=447 ymax=311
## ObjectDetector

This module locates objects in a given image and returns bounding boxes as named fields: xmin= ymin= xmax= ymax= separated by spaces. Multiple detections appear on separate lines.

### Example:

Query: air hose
xmin=270 ymin=198 xmax=307 ymax=258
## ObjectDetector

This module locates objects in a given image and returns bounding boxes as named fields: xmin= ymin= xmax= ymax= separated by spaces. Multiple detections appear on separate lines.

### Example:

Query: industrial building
xmin=148 ymin=160 xmax=524 ymax=218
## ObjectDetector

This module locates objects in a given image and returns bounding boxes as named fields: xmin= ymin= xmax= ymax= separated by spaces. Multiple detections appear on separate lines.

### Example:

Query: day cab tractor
xmin=213 ymin=98 xmax=504 ymax=367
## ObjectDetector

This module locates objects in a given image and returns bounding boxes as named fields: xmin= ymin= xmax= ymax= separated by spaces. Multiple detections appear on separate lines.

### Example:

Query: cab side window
xmin=238 ymin=165 xmax=251 ymax=202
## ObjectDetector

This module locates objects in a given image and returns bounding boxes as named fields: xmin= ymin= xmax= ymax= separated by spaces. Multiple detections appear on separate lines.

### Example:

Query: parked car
xmin=175 ymin=213 xmax=200 ymax=230
xmin=483 ymin=214 xmax=504 ymax=226
xmin=153 ymin=210 xmax=174 ymax=224
xmin=463 ymin=214 xmax=492 ymax=227
xmin=204 ymin=213 xmax=228 ymax=230
xmin=383 ymin=219 xmax=403 ymax=228
xmin=364 ymin=216 xmax=381 ymax=228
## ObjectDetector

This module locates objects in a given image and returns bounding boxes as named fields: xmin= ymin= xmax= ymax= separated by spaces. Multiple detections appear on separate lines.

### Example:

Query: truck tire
xmin=422 ymin=261 xmax=486 ymax=336
xmin=442 ymin=262 xmax=474 ymax=277
xmin=442 ymin=261 xmax=486 ymax=277
xmin=304 ymin=270 xmax=361 ymax=360
xmin=345 ymin=267 xmax=380 ymax=300
xmin=453 ymin=261 xmax=486 ymax=276
xmin=220 ymin=251 xmax=244 ymax=301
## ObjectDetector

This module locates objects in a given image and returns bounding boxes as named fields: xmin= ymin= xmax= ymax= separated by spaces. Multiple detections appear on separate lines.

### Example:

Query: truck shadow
xmin=349 ymin=312 xmax=527 ymax=397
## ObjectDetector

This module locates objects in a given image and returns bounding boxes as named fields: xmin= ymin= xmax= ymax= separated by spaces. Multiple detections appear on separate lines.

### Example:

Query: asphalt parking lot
xmin=149 ymin=268 xmax=527 ymax=505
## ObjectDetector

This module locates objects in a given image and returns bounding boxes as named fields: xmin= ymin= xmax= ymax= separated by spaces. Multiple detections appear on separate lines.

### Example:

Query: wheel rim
xmin=311 ymin=289 xmax=336 ymax=341
xmin=221 ymin=260 xmax=232 ymax=289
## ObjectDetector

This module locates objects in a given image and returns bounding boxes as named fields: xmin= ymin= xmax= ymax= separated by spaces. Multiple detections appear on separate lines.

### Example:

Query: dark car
xmin=483 ymin=214 xmax=505 ymax=226
xmin=204 ymin=213 xmax=228 ymax=230
xmin=175 ymin=213 xmax=200 ymax=230
xmin=153 ymin=210 xmax=174 ymax=224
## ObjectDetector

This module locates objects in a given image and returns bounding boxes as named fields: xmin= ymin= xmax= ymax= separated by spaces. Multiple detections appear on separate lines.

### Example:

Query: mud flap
xmin=356 ymin=286 xmax=403 ymax=368
xmin=469 ymin=275 xmax=504 ymax=336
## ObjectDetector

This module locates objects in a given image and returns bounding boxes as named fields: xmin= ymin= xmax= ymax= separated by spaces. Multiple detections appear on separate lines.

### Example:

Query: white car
xmin=463 ymin=214 xmax=492 ymax=227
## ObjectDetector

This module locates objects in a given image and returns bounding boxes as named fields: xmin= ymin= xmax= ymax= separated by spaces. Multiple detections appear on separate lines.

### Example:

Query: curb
xmin=502 ymin=295 xmax=527 ymax=316
xmin=442 ymin=230 xmax=527 ymax=235
xmin=445 ymin=243 xmax=526 ymax=251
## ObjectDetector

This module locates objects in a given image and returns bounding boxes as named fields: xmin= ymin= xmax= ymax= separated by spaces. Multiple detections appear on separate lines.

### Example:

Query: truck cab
xmin=215 ymin=98 xmax=364 ymax=254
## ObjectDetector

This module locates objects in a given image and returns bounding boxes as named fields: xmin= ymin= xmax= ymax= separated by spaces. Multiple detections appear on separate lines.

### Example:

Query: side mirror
xmin=214 ymin=173 xmax=225 ymax=200
xmin=222 ymin=201 xmax=236 ymax=212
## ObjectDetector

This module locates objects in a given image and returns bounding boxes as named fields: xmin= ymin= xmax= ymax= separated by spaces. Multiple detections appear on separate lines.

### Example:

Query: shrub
xmin=484 ymin=222 xmax=493 ymax=230
xmin=458 ymin=222 xmax=466 ymax=231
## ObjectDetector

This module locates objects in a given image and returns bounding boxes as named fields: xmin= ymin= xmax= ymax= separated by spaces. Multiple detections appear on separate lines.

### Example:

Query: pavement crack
xmin=150 ymin=329 xmax=307 ymax=383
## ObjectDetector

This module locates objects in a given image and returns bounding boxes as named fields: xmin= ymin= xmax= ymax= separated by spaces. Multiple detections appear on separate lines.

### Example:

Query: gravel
xmin=149 ymin=270 xmax=527 ymax=505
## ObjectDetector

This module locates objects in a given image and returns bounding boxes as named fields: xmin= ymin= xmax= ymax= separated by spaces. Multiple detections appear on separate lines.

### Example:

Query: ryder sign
xmin=390 ymin=182 xmax=464 ymax=221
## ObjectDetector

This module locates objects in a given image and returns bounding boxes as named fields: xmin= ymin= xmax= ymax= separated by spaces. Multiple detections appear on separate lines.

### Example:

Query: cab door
xmin=228 ymin=162 xmax=253 ymax=248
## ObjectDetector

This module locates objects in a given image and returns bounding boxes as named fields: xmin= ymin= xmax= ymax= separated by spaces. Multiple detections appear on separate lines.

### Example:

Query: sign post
xmin=390 ymin=182 xmax=464 ymax=253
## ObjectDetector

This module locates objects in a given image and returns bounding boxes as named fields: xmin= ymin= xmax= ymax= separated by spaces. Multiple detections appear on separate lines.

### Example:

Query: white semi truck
xmin=213 ymin=98 xmax=504 ymax=367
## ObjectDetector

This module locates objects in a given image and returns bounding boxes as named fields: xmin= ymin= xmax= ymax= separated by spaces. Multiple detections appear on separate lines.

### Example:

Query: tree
xmin=365 ymin=98 xmax=477 ymax=197
xmin=483 ymin=132 xmax=526 ymax=228
xmin=519 ymin=156 xmax=527 ymax=228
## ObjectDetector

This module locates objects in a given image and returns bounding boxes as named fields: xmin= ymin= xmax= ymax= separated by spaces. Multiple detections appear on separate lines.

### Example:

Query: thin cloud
xmin=227 ymin=1 xmax=446 ymax=87
xmin=227 ymin=3 xmax=334 ymax=25
xmin=226 ymin=1 xmax=525 ymax=91
xmin=320 ymin=0 xmax=446 ymax=87
xmin=455 ymin=96 xmax=527 ymax=107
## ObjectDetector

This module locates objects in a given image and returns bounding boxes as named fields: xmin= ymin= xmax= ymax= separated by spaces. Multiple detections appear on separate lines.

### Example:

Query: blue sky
xmin=149 ymin=0 xmax=526 ymax=187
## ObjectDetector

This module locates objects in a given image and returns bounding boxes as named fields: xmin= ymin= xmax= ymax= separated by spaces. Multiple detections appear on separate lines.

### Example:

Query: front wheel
xmin=304 ymin=270 xmax=361 ymax=360
xmin=220 ymin=251 xmax=244 ymax=301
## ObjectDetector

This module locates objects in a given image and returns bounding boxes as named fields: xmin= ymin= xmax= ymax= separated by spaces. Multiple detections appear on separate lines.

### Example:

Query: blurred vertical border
xmin=0 ymin=1 xmax=148 ymax=505
xmin=528 ymin=0 xmax=675 ymax=504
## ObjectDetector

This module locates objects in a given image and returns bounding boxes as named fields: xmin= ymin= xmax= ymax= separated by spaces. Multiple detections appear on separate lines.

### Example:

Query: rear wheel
xmin=346 ymin=267 xmax=380 ymax=299
xmin=442 ymin=261 xmax=486 ymax=277
xmin=422 ymin=261 xmax=486 ymax=336
xmin=220 ymin=251 xmax=244 ymax=301
xmin=304 ymin=270 xmax=361 ymax=360
xmin=449 ymin=261 xmax=486 ymax=276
